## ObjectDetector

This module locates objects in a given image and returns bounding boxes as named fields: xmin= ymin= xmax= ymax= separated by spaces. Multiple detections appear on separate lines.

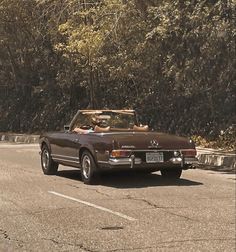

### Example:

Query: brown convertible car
xmin=39 ymin=110 xmax=198 ymax=184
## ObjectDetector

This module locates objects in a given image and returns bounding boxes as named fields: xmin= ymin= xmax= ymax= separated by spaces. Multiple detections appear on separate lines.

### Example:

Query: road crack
xmin=105 ymin=237 xmax=236 ymax=251
xmin=42 ymin=238 xmax=98 ymax=251
xmin=67 ymin=184 xmax=111 ymax=197
xmin=125 ymin=196 xmax=198 ymax=221
xmin=126 ymin=195 xmax=165 ymax=209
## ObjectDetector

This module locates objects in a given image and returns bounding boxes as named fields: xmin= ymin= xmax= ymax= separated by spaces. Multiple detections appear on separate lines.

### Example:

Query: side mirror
xmin=64 ymin=125 xmax=70 ymax=132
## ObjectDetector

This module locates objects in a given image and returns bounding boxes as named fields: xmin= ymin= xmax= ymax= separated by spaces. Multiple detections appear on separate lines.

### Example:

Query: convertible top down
xmin=39 ymin=109 xmax=198 ymax=184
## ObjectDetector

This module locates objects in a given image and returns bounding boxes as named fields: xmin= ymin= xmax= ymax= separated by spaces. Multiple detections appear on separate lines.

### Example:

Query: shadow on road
xmin=56 ymin=169 xmax=203 ymax=188
xmin=100 ymin=171 xmax=203 ymax=188
xmin=57 ymin=169 xmax=82 ymax=180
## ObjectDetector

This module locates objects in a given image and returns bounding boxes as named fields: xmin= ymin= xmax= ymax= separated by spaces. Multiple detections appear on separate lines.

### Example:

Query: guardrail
xmin=0 ymin=133 xmax=39 ymax=144
xmin=197 ymin=147 xmax=236 ymax=170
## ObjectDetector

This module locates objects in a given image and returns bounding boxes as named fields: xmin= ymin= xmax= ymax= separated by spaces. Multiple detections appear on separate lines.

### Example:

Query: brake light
xmin=110 ymin=150 xmax=131 ymax=158
xmin=181 ymin=149 xmax=197 ymax=157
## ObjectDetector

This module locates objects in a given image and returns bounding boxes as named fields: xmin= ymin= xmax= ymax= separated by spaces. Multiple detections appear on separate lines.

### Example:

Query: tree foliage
xmin=0 ymin=0 xmax=235 ymax=145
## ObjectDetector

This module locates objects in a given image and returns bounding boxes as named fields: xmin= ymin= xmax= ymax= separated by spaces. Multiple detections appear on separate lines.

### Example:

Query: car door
xmin=49 ymin=131 xmax=81 ymax=167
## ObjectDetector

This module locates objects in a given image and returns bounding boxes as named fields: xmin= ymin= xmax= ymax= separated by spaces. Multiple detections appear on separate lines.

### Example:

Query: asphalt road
xmin=0 ymin=143 xmax=235 ymax=252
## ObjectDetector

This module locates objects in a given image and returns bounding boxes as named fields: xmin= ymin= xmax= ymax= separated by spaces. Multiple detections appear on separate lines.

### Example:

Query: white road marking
xmin=48 ymin=191 xmax=137 ymax=221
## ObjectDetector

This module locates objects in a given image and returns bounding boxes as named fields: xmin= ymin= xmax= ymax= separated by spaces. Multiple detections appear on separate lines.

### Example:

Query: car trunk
xmin=103 ymin=132 xmax=194 ymax=150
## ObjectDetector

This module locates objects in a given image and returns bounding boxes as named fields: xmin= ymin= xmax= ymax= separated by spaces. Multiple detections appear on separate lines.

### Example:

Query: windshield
xmin=72 ymin=111 xmax=137 ymax=130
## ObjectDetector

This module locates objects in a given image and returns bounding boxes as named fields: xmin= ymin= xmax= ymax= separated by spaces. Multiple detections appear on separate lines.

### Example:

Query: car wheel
xmin=81 ymin=151 xmax=99 ymax=185
xmin=160 ymin=168 xmax=182 ymax=179
xmin=41 ymin=145 xmax=58 ymax=175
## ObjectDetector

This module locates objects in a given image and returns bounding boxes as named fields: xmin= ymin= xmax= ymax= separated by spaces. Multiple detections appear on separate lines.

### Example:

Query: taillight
xmin=110 ymin=150 xmax=131 ymax=158
xmin=181 ymin=149 xmax=197 ymax=157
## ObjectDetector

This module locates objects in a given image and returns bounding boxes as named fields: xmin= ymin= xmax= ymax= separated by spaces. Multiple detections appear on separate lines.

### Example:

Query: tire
xmin=81 ymin=151 xmax=100 ymax=185
xmin=160 ymin=168 xmax=182 ymax=179
xmin=41 ymin=145 xmax=58 ymax=175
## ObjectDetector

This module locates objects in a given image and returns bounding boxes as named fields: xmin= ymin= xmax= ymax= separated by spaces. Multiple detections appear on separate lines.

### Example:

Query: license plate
xmin=146 ymin=152 xmax=164 ymax=163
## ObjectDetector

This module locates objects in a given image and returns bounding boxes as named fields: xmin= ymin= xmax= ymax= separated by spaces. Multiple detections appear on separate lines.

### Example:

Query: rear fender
xmin=79 ymin=144 xmax=97 ymax=163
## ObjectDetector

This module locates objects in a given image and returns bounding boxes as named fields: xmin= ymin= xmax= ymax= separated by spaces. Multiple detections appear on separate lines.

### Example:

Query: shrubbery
xmin=0 ymin=0 xmax=235 ymax=149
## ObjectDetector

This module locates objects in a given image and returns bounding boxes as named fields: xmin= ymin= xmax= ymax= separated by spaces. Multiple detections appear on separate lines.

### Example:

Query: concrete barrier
xmin=0 ymin=133 xmax=39 ymax=144
xmin=197 ymin=147 xmax=236 ymax=170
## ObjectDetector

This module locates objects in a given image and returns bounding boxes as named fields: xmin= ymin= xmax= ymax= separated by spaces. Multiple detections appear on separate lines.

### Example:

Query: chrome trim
xmin=150 ymin=139 xmax=159 ymax=147
xmin=184 ymin=157 xmax=198 ymax=165
xmin=51 ymin=154 xmax=80 ymax=161
xmin=130 ymin=155 xmax=135 ymax=168
xmin=94 ymin=132 xmax=148 ymax=136
xmin=108 ymin=158 xmax=142 ymax=166
xmin=169 ymin=157 xmax=183 ymax=165
xmin=82 ymin=154 xmax=91 ymax=179
xmin=121 ymin=145 xmax=135 ymax=149
xmin=53 ymin=157 xmax=80 ymax=164
xmin=115 ymin=149 xmax=181 ymax=152
xmin=42 ymin=149 xmax=50 ymax=169
xmin=98 ymin=161 xmax=109 ymax=164
xmin=148 ymin=146 xmax=162 ymax=149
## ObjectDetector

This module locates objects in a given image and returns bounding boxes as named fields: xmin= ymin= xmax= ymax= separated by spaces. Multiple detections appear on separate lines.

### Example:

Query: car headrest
xmin=133 ymin=125 xmax=149 ymax=132
xmin=94 ymin=125 xmax=110 ymax=132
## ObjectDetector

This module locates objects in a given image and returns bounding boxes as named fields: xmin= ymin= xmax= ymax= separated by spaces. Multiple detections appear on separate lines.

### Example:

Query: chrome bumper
xmin=184 ymin=157 xmax=199 ymax=165
xmin=107 ymin=156 xmax=198 ymax=168
xmin=169 ymin=157 xmax=183 ymax=164
xmin=170 ymin=157 xmax=199 ymax=166
xmin=108 ymin=155 xmax=142 ymax=168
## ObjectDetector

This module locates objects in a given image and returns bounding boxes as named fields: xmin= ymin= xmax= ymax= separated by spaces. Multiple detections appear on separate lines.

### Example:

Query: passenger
xmin=73 ymin=115 xmax=109 ymax=134
xmin=94 ymin=125 xmax=110 ymax=132
xmin=73 ymin=127 xmax=94 ymax=134
xmin=133 ymin=125 xmax=149 ymax=131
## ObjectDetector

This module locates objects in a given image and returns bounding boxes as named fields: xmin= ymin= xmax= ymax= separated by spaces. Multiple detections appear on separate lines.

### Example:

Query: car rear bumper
xmin=98 ymin=156 xmax=198 ymax=170
xmin=184 ymin=157 xmax=199 ymax=165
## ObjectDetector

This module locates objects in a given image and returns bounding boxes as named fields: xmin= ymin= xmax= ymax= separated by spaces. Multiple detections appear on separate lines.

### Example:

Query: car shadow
xmin=100 ymin=171 xmax=203 ymax=188
xmin=57 ymin=169 xmax=82 ymax=180
xmin=56 ymin=169 xmax=203 ymax=188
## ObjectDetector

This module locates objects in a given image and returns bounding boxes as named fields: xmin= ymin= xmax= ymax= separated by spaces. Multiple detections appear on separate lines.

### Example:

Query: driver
xmin=93 ymin=115 xmax=110 ymax=127
xmin=73 ymin=127 xmax=94 ymax=134
xmin=73 ymin=115 xmax=103 ymax=134
xmin=73 ymin=115 xmax=109 ymax=134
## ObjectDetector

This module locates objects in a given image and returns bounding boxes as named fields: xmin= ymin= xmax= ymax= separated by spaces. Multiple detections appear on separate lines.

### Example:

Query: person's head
xmin=91 ymin=115 xmax=102 ymax=126
xmin=91 ymin=115 xmax=109 ymax=127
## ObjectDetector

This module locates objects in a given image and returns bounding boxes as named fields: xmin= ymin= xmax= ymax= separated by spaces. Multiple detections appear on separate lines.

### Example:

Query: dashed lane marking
xmin=48 ymin=191 xmax=137 ymax=222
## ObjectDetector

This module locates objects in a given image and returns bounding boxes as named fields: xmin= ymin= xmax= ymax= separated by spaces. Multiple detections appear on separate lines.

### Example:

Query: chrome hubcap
xmin=42 ymin=149 xmax=49 ymax=169
xmin=82 ymin=155 xmax=91 ymax=179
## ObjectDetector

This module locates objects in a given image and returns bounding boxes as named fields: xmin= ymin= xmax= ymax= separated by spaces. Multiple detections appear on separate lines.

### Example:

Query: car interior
xmin=72 ymin=111 xmax=149 ymax=133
